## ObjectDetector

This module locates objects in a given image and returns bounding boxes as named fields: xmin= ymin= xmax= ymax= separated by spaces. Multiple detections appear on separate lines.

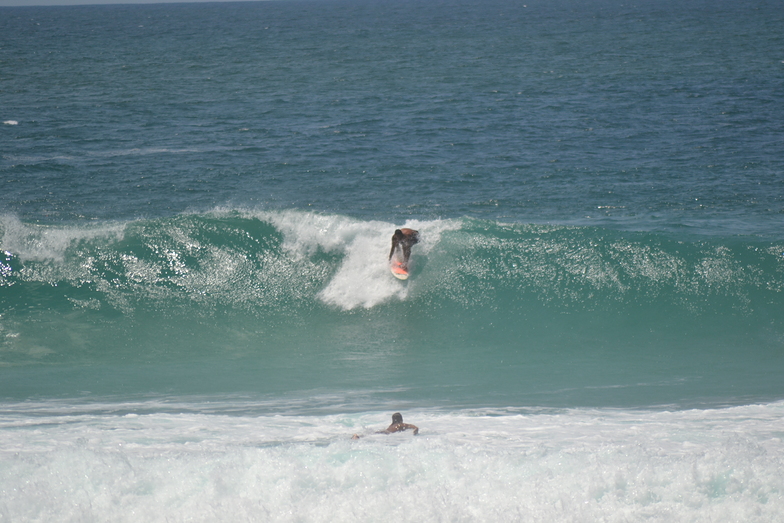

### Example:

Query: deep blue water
xmin=2 ymin=0 xmax=783 ymax=233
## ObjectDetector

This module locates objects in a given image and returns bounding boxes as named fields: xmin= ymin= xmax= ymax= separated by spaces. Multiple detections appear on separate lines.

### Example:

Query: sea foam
xmin=0 ymin=215 xmax=124 ymax=264
xmin=1 ymin=400 xmax=782 ymax=522
xmin=258 ymin=209 xmax=458 ymax=310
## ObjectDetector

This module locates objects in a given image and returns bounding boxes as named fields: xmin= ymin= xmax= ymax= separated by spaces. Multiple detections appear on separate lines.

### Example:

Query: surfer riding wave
xmin=389 ymin=228 xmax=419 ymax=265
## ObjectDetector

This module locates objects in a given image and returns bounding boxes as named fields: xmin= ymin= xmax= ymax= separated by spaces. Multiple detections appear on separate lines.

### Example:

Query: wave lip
xmin=0 ymin=215 xmax=125 ymax=264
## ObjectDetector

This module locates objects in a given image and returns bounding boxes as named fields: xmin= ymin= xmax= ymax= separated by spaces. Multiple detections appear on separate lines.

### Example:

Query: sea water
xmin=1 ymin=0 xmax=784 ymax=520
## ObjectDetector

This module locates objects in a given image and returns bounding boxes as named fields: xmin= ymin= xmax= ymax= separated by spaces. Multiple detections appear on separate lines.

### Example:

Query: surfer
xmin=389 ymin=228 xmax=419 ymax=264
xmin=351 ymin=412 xmax=419 ymax=439
xmin=378 ymin=412 xmax=419 ymax=435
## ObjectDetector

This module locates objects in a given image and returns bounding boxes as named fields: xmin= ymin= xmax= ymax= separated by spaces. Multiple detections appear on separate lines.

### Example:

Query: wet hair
xmin=391 ymin=412 xmax=403 ymax=424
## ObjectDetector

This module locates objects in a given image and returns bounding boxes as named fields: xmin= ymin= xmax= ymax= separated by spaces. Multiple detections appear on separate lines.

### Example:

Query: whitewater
xmin=1 ymin=400 xmax=783 ymax=522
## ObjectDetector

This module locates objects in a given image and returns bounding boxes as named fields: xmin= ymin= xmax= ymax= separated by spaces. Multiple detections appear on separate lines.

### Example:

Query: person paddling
xmin=351 ymin=412 xmax=419 ymax=439
xmin=377 ymin=412 xmax=419 ymax=435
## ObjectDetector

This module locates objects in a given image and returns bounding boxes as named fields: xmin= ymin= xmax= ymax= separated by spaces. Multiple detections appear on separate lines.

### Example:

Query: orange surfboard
xmin=390 ymin=260 xmax=409 ymax=280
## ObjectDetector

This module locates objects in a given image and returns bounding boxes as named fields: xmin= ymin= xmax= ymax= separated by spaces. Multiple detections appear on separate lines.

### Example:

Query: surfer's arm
xmin=389 ymin=237 xmax=399 ymax=260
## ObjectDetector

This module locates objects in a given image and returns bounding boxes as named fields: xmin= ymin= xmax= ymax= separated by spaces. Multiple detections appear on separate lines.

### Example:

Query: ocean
xmin=1 ymin=0 xmax=784 ymax=520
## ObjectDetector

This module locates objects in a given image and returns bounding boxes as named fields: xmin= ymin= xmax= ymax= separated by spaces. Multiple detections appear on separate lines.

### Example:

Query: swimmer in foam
xmin=352 ymin=412 xmax=419 ymax=439
xmin=389 ymin=228 xmax=419 ymax=264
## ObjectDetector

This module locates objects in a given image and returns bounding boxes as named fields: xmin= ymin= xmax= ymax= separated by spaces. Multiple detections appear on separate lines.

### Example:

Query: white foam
xmin=0 ymin=214 xmax=124 ymax=263
xmin=1 ymin=401 xmax=782 ymax=522
xmin=3 ymin=120 xmax=18 ymax=125
xmin=255 ymin=210 xmax=459 ymax=310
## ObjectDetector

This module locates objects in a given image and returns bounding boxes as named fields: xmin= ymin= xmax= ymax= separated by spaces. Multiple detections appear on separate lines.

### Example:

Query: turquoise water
xmin=2 ymin=211 xmax=784 ymax=409
xmin=2 ymin=0 xmax=784 ymax=520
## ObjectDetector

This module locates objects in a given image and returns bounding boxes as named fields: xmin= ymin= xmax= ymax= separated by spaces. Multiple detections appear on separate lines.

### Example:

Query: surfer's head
xmin=393 ymin=229 xmax=404 ymax=239
xmin=391 ymin=412 xmax=403 ymax=424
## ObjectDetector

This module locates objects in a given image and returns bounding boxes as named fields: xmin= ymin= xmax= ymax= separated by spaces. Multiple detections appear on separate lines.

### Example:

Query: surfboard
xmin=390 ymin=260 xmax=409 ymax=280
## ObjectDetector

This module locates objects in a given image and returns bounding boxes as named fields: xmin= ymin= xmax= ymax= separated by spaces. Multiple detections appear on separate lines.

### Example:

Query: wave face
xmin=2 ymin=210 xmax=784 ymax=408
